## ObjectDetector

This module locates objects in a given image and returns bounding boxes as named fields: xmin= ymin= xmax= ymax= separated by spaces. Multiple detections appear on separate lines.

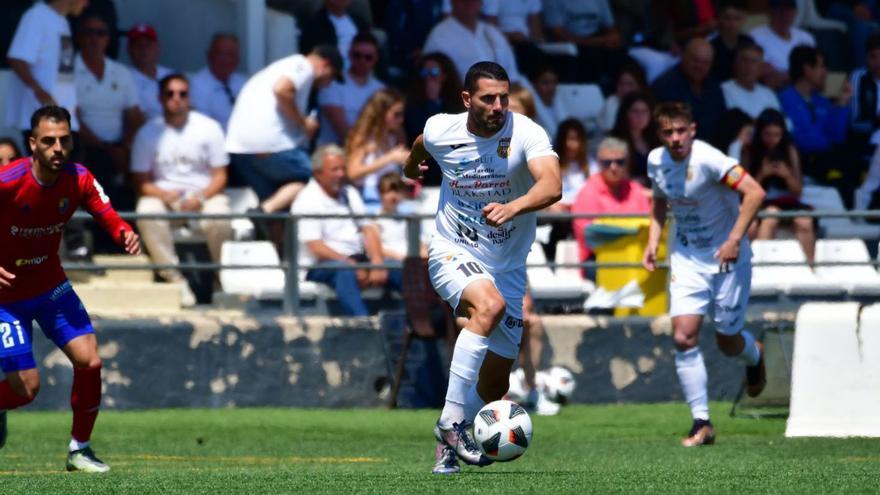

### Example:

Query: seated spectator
xmin=744 ymin=109 xmax=815 ymax=262
xmin=849 ymin=33 xmax=880 ymax=160
xmin=126 ymin=24 xmax=174 ymax=120
xmin=749 ymin=0 xmax=816 ymax=89
xmin=291 ymin=145 xmax=402 ymax=317
xmin=722 ymin=42 xmax=782 ymax=119
xmin=423 ymin=0 xmax=522 ymax=84
xmin=383 ymin=0 xmax=446 ymax=84
xmin=554 ymin=119 xmax=590 ymax=209
xmin=483 ymin=0 xmax=545 ymax=72
xmin=131 ymin=74 xmax=233 ymax=307
xmin=599 ymin=62 xmax=650 ymax=132
xmin=712 ymin=108 xmax=754 ymax=160
xmin=509 ymin=83 xmax=538 ymax=119
xmin=317 ymin=32 xmax=385 ymax=146
xmin=375 ymin=172 xmax=427 ymax=260
xmin=654 ymin=0 xmax=718 ymax=49
xmin=778 ymin=45 xmax=852 ymax=188
xmin=710 ymin=3 xmax=754 ymax=83
xmin=0 ymin=137 xmax=22 ymax=165
xmin=530 ymin=65 xmax=568 ymax=138
xmin=345 ymin=89 xmax=409 ymax=213
xmin=225 ymin=45 xmax=342 ymax=202
xmin=189 ymin=33 xmax=246 ymax=131
xmin=299 ymin=0 xmax=370 ymax=66
xmin=571 ymin=137 xmax=651 ymax=266
xmin=543 ymin=0 xmax=624 ymax=86
xmin=610 ymin=92 xmax=659 ymax=183
xmin=819 ymin=0 xmax=880 ymax=67
xmin=653 ymin=37 xmax=727 ymax=140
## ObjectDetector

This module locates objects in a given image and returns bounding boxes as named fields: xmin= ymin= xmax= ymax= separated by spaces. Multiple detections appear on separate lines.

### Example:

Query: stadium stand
xmin=814 ymin=239 xmax=880 ymax=296
xmin=750 ymin=239 xmax=844 ymax=296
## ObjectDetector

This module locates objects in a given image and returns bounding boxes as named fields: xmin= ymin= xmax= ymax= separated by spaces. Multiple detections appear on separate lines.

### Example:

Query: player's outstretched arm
xmin=403 ymin=135 xmax=430 ymax=180
xmin=643 ymin=198 xmax=668 ymax=272
xmin=716 ymin=169 xmax=766 ymax=266
xmin=483 ymin=155 xmax=562 ymax=227
xmin=0 ymin=266 xmax=16 ymax=290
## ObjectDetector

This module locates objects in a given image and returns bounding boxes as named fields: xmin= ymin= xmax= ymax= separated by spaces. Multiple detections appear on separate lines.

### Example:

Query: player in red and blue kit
xmin=0 ymin=106 xmax=141 ymax=473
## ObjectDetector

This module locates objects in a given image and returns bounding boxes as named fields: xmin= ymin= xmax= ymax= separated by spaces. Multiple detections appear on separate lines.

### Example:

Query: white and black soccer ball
xmin=473 ymin=400 xmax=533 ymax=462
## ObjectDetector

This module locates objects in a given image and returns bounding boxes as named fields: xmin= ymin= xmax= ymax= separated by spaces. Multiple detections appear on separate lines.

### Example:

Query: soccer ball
xmin=541 ymin=366 xmax=576 ymax=404
xmin=473 ymin=400 xmax=533 ymax=462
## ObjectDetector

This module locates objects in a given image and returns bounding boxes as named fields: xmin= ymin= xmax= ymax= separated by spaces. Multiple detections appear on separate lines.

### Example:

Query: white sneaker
xmin=179 ymin=282 xmax=197 ymax=307
xmin=66 ymin=447 xmax=110 ymax=473
xmin=535 ymin=391 xmax=561 ymax=416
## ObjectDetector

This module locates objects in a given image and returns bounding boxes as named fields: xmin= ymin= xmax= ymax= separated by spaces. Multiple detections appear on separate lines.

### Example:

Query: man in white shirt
xmin=643 ymin=102 xmax=767 ymax=448
xmin=483 ymin=0 xmax=545 ymax=73
xmin=126 ymin=24 xmax=174 ymax=120
xmin=189 ymin=33 xmax=246 ymax=131
xmin=423 ymin=0 xmax=522 ymax=84
xmin=721 ymin=43 xmax=782 ymax=119
xmin=291 ymin=144 xmax=401 ymax=316
xmin=404 ymin=61 xmax=561 ymax=474
xmin=749 ymin=0 xmax=815 ymax=89
xmin=131 ymin=74 xmax=232 ymax=307
xmin=226 ymin=46 xmax=342 ymax=204
xmin=317 ymin=32 xmax=385 ymax=145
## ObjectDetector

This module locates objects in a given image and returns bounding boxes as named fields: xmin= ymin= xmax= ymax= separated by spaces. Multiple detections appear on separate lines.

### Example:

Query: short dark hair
xmin=159 ymin=73 xmax=189 ymax=93
xmin=351 ymin=31 xmax=380 ymax=51
xmin=311 ymin=44 xmax=344 ymax=77
xmin=734 ymin=41 xmax=763 ymax=59
xmin=464 ymin=61 xmax=509 ymax=93
xmin=378 ymin=171 xmax=404 ymax=193
xmin=867 ymin=33 xmax=880 ymax=54
xmin=653 ymin=102 xmax=693 ymax=125
xmin=30 ymin=105 xmax=71 ymax=132
xmin=789 ymin=45 xmax=821 ymax=82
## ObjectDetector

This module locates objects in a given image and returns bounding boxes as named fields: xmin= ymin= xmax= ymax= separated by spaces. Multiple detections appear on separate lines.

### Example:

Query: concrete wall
xmin=21 ymin=313 xmax=776 ymax=411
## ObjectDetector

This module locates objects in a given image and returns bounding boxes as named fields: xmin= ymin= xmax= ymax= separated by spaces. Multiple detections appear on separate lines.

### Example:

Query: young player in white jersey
xmin=404 ymin=61 xmax=561 ymax=474
xmin=643 ymin=102 xmax=768 ymax=447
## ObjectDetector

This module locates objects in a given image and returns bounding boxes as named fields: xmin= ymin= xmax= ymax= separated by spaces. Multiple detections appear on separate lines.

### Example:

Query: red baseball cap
xmin=127 ymin=23 xmax=157 ymax=43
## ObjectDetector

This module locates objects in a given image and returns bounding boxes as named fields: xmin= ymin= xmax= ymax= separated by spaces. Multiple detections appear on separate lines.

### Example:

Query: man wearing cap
xmin=225 ymin=45 xmax=343 ymax=205
xmin=126 ymin=23 xmax=174 ymax=120
xmin=749 ymin=0 xmax=816 ymax=89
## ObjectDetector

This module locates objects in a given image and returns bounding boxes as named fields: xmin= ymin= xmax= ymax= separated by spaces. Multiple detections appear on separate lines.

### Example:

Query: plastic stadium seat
xmin=536 ymin=42 xmax=578 ymax=56
xmin=527 ymin=242 xmax=584 ymax=300
xmin=553 ymin=239 xmax=595 ymax=296
xmin=225 ymin=187 xmax=260 ymax=240
xmin=220 ymin=241 xmax=330 ymax=300
xmin=555 ymin=84 xmax=604 ymax=133
xmin=800 ymin=185 xmax=880 ymax=239
xmin=751 ymin=239 xmax=844 ymax=296
xmin=814 ymin=239 xmax=880 ymax=296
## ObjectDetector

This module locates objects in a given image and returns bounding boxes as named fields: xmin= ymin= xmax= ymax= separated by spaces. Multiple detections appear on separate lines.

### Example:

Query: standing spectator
xmin=6 ymin=0 xmax=88 ymax=146
xmin=530 ymin=65 xmax=568 ymax=139
xmin=291 ymin=145 xmax=401 ymax=317
xmin=749 ymin=0 xmax=816 ymax=89
xmin=423 ymin=0 xmax=522 ymax=84
xmin=0 ymin=137 xmax=22 ymax=166
xmin=317 ymin=32 xmax=385 ymax=146
xmin=225 ymin=45 xmax=343 ymax=202
xmin=599 ymin=63 xmax=650 ymax=132
xmin=483 ymin=0 xmax=545 ymax=71
xmin=404 ymin=52 xmax=463 ymax=143
xmin=126 ymin=24 xmax=174 ymax=120
xmin=849 ymin=33 xmax=880 ymax=159
xmin=721 ymin=43 xmax=782 ymax=119
xmin=653 ymin=38 xmax=727 ymax=140
xmin=543 ymin=0 xmax=624 ymax=85
xmin=345 ymin=89 xmax=409 ymax=213
xmin=74 ymin=14 xmax=142 ymax=214
xmin=710 ymin=3 xmax=754 ymax=83
xmin=189 ymin=33 xmax=246 ymax=131
xmin=299 ymin=0 xmax=370 ymax=66
xmin=131 ymin=74 xmax=233 ymax=307
xmin=610 ymin=92 xmax=659 ymax=184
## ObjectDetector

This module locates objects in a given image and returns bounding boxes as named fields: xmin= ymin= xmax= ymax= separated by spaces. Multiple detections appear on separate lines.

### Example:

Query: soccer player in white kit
xmin=404 ymin=61 xmax=561 ymax=474
xmin=643 ymin=102 xmax=768 ymax=447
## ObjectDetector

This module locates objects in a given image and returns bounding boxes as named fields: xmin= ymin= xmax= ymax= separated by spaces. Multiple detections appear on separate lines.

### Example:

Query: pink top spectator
xmin=571 ymin=173 xmax=651 ymax=262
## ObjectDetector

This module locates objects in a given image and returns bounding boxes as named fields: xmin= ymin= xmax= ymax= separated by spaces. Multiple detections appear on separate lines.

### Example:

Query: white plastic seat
xmin=555 ymin=84 xmax=604 ymax=133
xmin=527 ymin=242 xmax=584 ymax=300
xmin=220 ymin=241 xmax=285 ymax=299
xmin=800 ymin=185 xmax=880 ymax=239
xmin=814 ymin=239 xmax=880 ymax=296
xmin=553 ymin=239 xmax=595 ymax=296
xmin=225 ymin=187 xmax=260 ymax=241
xmin=751 ymin=239 xmax=844 ymax=296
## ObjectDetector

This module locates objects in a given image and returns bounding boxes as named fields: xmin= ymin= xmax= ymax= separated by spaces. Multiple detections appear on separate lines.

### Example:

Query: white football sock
xmin=69 ymin=438 xmax=90 ymax=452
xmin=675 ymin=347 xmax=709 ymax=421
xmin=439 ymin=329 xmax=488 ymax=428
xmin=462 ymin=383 xmax=486 ymax=423
xmin=736 ymin=330 xmax=761 ymax=366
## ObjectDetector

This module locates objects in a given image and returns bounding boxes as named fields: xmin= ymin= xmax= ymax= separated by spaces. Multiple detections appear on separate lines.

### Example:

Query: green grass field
xmin=0 ymin=403 xmax=876 ymax=494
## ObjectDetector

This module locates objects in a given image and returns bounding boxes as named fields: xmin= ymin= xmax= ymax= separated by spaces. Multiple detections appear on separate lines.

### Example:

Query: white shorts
xmin=668 ymin=261 xmax=751 ymax=336
xmin=428 ymin=236 xmax=527 ymax=359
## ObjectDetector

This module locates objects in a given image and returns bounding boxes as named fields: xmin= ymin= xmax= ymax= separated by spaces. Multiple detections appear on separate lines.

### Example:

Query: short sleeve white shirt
xmin=129 ymin=64 xmax=174 ymax=120
xmin=74 ymin=55 xmax=139 ymax=143
xmin=225 ymin=54 xmax=315 ymax=154
xmin=423 ymin=112 xmax=557 ymax=271
xmin=6 ymin=2 xmax=78 ymax=131
xmin=317 ymin=73 xmax=385 ymax=145
xmin=748 ymin=25 xmax=815 ymax=72
xmin=423 ymin=17 xmax=522 ymax=83
xmin=130 ymin=111 xmax=229 ymax=194
xmin=291 ymin=180 xmax=366 ymax=267
xmin=189 ymin=67 xmax=247 ymax=131
xmin=721 ymin=80 xmax=781 ymax=119
xmin=482 ymin=0 xmax=542 ymax=36
xmin=647 ymin=140 xmax=750 ymax=273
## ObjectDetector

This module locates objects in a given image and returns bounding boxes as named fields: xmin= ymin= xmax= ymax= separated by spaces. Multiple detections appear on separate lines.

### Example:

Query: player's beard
xmin=476 ymin=110 xmax=505 ymax=135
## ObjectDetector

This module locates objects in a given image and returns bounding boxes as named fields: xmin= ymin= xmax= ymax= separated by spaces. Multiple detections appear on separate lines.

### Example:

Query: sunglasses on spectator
xmin=599 ymin=158 xmax=626 ymax=168
xmin=81 ymin=28 xmax=110 ymax=37
xmin=163 ymin=90 xmax=189 ymax=98
xmin=420 ymin=67 xmax=442 ymax=78
xmin=351 ymin=51 xmax=376 ymax=62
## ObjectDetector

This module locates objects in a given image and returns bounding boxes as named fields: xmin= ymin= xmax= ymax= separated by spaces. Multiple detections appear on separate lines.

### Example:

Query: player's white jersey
xmin=648 ymin=139 xmax=751 ymax=273
xmin=423 ymin=112 xmax=556 ymax=271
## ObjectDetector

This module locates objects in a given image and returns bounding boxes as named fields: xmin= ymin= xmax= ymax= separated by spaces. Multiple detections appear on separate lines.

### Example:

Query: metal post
xmin=283 ymin=216 xmax=300 ymax=315
xmin=406 ymin=214 xmax=421 ymax=258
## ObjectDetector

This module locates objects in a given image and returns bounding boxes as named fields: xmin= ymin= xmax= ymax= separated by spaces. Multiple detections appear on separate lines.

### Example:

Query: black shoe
xmin=247 ymin=207 xmax=272 ymax=241
xmin=745 ymin=341 xmax=767 ymax=398
xmin=682 ymin=419 xmax=715 ymax=447
xmin=0 ymin=410 xmax=7 ymax=449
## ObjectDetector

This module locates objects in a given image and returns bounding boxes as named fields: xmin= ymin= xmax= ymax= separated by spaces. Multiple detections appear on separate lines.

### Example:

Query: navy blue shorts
xmin=0 ymin=281 xmax=94 ymax=372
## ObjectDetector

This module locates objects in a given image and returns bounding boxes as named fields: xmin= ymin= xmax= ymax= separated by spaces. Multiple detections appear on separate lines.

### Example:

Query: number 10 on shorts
xmin=1 ymin=320 xmax=25 ymax=349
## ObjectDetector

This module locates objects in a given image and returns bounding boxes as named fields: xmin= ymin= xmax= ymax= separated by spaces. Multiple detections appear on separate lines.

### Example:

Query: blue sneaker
xmin=432 ymin=443 xmax=460 ymax=474
xmin=433 ymin=420 xmax=493 ymax=467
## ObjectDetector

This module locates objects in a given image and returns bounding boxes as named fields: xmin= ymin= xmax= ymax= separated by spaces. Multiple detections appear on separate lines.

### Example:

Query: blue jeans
xmin=306 ymin=259 xmax=403 ymax=316
xmin=231 ymin=148 xmax=312 ymax=201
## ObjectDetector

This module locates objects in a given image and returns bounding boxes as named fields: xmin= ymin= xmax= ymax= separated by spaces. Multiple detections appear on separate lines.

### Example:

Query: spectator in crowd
xmin=404 ymin=52 xmax=463 ymax=143
xmin=542 ymin=0 xmax=624 ymax=86
xmin=654 ymin=0 xmax=718 ymax=49
xmin=345 ymin=89 xmax=409 ymax=213
xmin=189 ymin=33 xmax=246 ymax=131
xmin=599 ymin=62 xmax=650 ymax=132
xmin=611 ymin=92 xmax=659 ymax=183
xmin=779 ymin=45 xmax=852 ymax=187
xmin=383 ymin=0 xmax=446 ymax=84
xmin=291 ymin=145 xmax=401 ymax=317
xmin=856 ymin=140 xmax=880 ymax=210
xmin=375 ymin=172 xmax=427 ymax=260
xmin=571 ymin=137 xmax=651 ymax=268
xmin=131 ymin=74 xmax=233 ymax=307
xmin=653 ymin=37 xmax=727 ymax=140
xmin=225 ymin=45 xmax=342 ymax=202
xmin=721 ymin=42 xmax=782 ymax=119
xmin=710 ymin=3 xmax=754 ymax=83
xmin=509 ymin=83 xmax=537 ymax=118
xmin=0 ymin=137 xmax=22 ymax=166
xmin=819 ymin=0 xmax=880 ymax=67
xmin=749 ymin=0 xmax=816 ymax=89
xmin=423 ymin=0 xmax=522 ymax=84
xmin=849 ymin=33 xmax=880 ymax=159
xmin=74 ymin=14 xmax=143 ymax=214
xmin=483 ymin=0 xmax=545 ymax=71
xmin=6 ymin=0 xmax=87 ymax=147
xmin=317 ymin=32 xmax=385 ymax=146
xmin=554 ymin=119 xmax=590 ymax=209
xmin=126 ymin=23 xmax=174 ymax=120
xmin=530 ymin=65 xmax=568 ymax=138
xmin=744 ymin=108 xmax=815 ymax=262
xmin=713 ymin=108 xmax=754 ymax=160
xmin=299 ymin=0 xmax=370 ymax=66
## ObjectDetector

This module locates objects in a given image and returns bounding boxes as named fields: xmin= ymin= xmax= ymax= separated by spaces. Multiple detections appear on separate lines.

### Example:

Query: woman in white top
xmin=345 ymin=89 xmax=410 ymax=212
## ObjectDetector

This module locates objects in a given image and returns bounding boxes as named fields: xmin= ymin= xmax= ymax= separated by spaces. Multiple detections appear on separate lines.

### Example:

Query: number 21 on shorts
xmin=0 ymin=320 xmax=25 ymax=349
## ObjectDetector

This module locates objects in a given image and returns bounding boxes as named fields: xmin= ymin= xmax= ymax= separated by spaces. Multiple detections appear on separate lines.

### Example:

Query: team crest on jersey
xmin=496 ymin=137 xmax=511 ymax=158
xmin=58 ymin=197 xmax=70 ymax=214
